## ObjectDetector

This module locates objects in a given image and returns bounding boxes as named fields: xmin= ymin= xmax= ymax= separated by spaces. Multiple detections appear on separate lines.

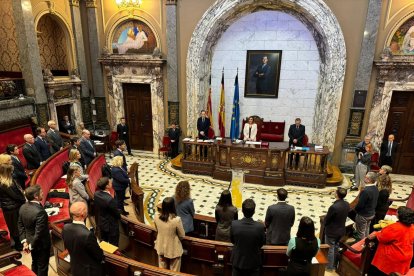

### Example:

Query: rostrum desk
xmin=182 ymin=139 xmax=329 ymax=188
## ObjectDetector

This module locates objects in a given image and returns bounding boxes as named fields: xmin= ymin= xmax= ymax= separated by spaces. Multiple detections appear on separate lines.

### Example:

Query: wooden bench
xmin=120 ymin=216 xmax=329 ymax=276
xmin=30 ymin=146 xmax=71 ymax=224
xmin=50 ymin=222 xmax=193 ymax=276
xmin=0 ymin=250 xmax=35 ymax=275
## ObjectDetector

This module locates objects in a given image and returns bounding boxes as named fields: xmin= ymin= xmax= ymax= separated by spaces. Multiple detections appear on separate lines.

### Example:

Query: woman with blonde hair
xmin=377 ymin=165 xmax=392 ymax=194
xmin=66 ymin=166 xmax=89 ymax=204
xmin=0 ymin=164 xmax=25 ymax=250
xmin=154 ymin=197 xmax=185 ymax=271
xmin=174 ymin=180 xmax=195 ymax=234
xmin=68 ymin=149 xmax=88 ymax=180
xmin=0 ymin=154 xmax=12 ymax=165
xmin=111 ymin=156 xmax=130 ymax=215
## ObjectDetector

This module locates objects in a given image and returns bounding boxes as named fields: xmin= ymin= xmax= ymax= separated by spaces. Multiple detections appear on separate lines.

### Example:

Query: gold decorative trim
xmin=69 ymin=0 xmax=79 ymax=7
xmin=85 ymin=0 xmax=97 ymax=8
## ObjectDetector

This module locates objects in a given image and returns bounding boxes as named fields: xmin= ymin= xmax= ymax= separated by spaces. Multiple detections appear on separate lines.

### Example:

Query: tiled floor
xmin=10 ymin=150 xmax=413 ymax=276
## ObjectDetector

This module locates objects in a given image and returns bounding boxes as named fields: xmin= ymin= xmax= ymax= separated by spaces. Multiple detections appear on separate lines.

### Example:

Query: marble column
xmin=69 ymin=0 xmax=89 ymax=98
xmin=341 ymin=0 xmax=382 ymax=169
xmin=166 ymin=0 xmax=179 ymax=125
xmin=86 ymin=0 xmax=108 ymax=129
xmin=12 ymin=0 xmax=49 ymax=123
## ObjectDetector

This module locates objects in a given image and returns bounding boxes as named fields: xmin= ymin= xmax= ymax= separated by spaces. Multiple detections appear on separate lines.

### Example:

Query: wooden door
xmin=383 ymin=91 xmax=414 ymax=175
xmin=123 ymin=83 xmax=153 ymax=151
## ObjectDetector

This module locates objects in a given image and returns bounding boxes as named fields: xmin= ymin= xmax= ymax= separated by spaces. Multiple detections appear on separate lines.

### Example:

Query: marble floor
xmin=6 ymin=149 xmax=413 ymax=276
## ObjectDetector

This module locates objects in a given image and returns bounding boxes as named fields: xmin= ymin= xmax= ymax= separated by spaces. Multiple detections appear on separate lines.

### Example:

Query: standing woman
xmin=286 ymin=216 xmax=320 ymax=275
xmin=66 ymin=166 xmax=89 ymax=205
xmin=353 ymin=143 xmax=373 ymax=190
xmin=174 ymin=180 xmax=195 ymax=234
xmin=0 ymin=164 xmax=26 ymax=250
xmin=243 ymin=116 xmax=258 ymax=141
xmin=154 ymin=197 xmax=185 ymax=271
xmin=68 ymin=149 xmax=88 ymax=180
xmin=111 ymin=156 xmax=130 ymax=216
xmin=215 ymin=190 xmax=238 ymax=242
xmin=377 ymin=165 xmax=392 ymax=194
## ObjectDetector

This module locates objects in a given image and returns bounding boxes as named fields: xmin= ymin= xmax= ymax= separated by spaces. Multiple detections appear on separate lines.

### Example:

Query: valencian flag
xmin=206 ymin=76 xmax=214 ymax=128
xmin=230 ymin=72 xmax=240 ymax=141
xmin=218 ymin=70 xmax=225 ymax=137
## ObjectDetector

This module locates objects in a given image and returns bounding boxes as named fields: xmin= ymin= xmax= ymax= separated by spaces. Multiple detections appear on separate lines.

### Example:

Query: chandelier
xmin=115 ymin=0 xmax=142 ymax=8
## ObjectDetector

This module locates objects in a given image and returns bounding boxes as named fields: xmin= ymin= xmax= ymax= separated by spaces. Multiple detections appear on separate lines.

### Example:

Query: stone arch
xmin=35 ymin=12 xmax=75 ymax=72
xmin=186 ymin=0 xmax=346 ymax=151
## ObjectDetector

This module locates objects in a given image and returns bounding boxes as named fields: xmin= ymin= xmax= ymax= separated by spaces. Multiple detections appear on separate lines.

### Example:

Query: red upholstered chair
xmin=302 ymin=134 xmax=309 ymax=146
xmin=208 ymin=127 xmax=215 ymax=139
xmin=158 ymin=136 xmax=171 ymax=159
xmin=110 ymin=131 xmax=118 ymax=151
xmin=370 ymin=152 xmax=380 ymax=172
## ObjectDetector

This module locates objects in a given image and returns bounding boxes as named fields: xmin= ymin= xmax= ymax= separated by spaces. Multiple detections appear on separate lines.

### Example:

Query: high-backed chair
xmin=208 ymin=127 xmax=215 ymax=139
xmin=158 ymin=136 xmax=171 ymax=158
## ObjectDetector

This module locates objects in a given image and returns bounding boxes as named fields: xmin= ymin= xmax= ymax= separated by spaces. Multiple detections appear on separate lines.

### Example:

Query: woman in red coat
xmin=368 ymin=206 xmax=414 ymax=275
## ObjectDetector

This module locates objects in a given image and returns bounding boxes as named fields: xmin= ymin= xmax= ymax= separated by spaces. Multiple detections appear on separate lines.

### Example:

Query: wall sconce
xmin=115 ymin=0 xmax=142 ymax=9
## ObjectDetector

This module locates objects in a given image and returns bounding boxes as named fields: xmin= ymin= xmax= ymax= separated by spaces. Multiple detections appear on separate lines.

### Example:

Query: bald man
xmin=79 ymin=129 xmax=96 ymax=166
xmin=47 ymin=120 xmax=63 ymax=154
xmin=62 ymin=202 xmax=103 ymax=276
xmin=22 ymin=134 xmax=42 ymax=169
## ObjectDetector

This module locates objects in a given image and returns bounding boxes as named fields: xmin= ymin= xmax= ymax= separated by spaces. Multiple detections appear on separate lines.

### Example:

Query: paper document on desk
xmin=183 ymin=138 xmax=191 ymax=142
xmin=93 ymin=140 xmax=101 ymax=143
xmin=294 ymin=147 xmax=303 ymax=151
xmin=311 ymin=257 xmax=318 ymax=264
xmin=45 ymin=207 xmax=59 ymax=217
xmin=245 ymin=141 xmax=261 ymax=145
xmin=99 ymin=241 xmax=118 ymax=253
xmin=315 ymin=145 xmax=323 ymax=151
xmin=64 ymin=254 xmax=70 ymax=263
xmin=216 ymin=137 xmax=223 ymax=141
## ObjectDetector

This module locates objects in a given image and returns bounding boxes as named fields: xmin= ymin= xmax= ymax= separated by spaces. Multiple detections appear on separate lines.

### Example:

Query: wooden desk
xmin=182 ymin=140 xmax=330 ymax=188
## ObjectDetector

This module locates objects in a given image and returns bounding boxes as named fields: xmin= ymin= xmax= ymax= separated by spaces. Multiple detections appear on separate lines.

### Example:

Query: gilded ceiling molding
xmin=86 ymin=0 xmax=97 ymax=8
xmin=69 ymin=0 xmax=80 ymax=7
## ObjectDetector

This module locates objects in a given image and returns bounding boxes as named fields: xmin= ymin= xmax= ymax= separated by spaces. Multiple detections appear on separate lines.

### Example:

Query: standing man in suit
xmin=288 ymin=118 xmax=306 ymax=168
xmin=34 ymin=127 xmax=51 ymax=161
xmin=324 ymin=187 xmax=350 ymax=271
xmin=168 ymin=122 xmax=181 ymax=158
xmin=94 ymin=177 xmax=121 ymax=246
xmin=70 ymin=137 xmax=85 ymax=168
xmin=197 ymin=110 xmax=211 ymax=139
xmin=62 ymin=202 xmax=104 ymax=276
xmin=113 ymin=140 xmax=128 ymax=171
xmin=47 ymin=120 xmax=63 ymax=154
xmin=60 ymin=115 xmax=76 ymax=134
xmin=6 ymin=144 xmax=28 ymax=190
xmin=117 ymin=117 xmax=133 ymax=156
xmin=80 ymin=129 xmax=96 ymax=166
xmin=265 ymin=188 xmax=295 ymax=246
xmin=254 ymin=56 xmax=272 ymax=93
xmin=380 ymin=134 xmax=397 ymax=167
xmin=22 ymin=134 xmax=42 ymax=170
xmin=230 ymin=199 xmax=265 ymax=276
xmin=18 ymin=185 xmax=50 ymax=276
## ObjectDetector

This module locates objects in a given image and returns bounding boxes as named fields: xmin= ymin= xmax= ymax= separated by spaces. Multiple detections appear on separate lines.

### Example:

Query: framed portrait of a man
xmin=244 ymin=50 xmax=282 ymax=98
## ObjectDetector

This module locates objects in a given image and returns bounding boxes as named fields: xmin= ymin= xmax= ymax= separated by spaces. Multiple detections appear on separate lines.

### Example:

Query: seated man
xmin=60 ymin=115 xmax=76 ymax=134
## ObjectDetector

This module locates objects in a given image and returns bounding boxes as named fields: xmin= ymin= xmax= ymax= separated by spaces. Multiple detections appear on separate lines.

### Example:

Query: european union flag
xmin=230 ymin=73 xmax=240 ymax=141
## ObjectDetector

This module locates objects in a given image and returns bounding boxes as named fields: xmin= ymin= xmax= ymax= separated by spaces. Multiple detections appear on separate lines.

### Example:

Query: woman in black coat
xmin=0 ymin=163 xmax=26 ymax=250
xmin=111 ymin=156 xmax=130 ymax=215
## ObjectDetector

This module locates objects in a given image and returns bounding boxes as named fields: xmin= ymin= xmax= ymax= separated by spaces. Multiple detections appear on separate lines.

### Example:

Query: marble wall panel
xmin=186 ymin=0 xmax=346 ymax=152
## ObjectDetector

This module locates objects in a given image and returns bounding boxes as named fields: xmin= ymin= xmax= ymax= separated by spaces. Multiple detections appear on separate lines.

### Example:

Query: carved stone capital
xmin=69 ymin=0 xmax=80 ymax=7
xmin=166 ymin=0 xmax=177 ymax=5
xmin=85 ymin=0 xmax=97 ymax=8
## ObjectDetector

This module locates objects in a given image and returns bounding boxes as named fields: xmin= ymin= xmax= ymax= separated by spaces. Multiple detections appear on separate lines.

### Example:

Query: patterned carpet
xmin=113 ymin=151 xmax=413 ymax=235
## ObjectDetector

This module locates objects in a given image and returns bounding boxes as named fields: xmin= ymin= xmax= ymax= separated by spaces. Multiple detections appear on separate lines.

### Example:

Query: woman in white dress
xmin=243 ymin=116 xmax=257 ymax=141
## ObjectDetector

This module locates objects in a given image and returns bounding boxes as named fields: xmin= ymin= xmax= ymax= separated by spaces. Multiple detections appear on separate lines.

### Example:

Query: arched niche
xmin=186 ymin=0 xmax=346 ymax=151
xmin=35 ymin=12 xmax=74 ymax=75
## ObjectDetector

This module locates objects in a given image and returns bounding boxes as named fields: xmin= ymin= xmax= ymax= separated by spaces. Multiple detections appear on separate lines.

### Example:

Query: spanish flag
xmin=218 ymin=70 xmax=225 ymax=137
xmin=206 ymin=76 xmax=213 ymax=128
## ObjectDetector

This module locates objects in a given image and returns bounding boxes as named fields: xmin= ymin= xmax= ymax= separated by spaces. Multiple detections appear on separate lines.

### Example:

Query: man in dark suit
xmin=7 ymin=144 xmax=28 ymax=190
xmin=22 ymin=134 xmax=42 ymax=170
xmin=288 ymin=118 xmax=306 ymax=168
xmin=324 ymin=187 xmax=350 ymax=271
xmin=60 ymin=115 xmax=76 ymax=134
xmin=47 ymin=120 xmax=63 ymax=154
xmin=18 ymin=185 xmax=50 ymax=276
xmin=79 ymin=129 xmax=96 ymax=166
xmin=113 ymin=140 xmax=128 ymax=171
xmin=168 ymin=122 xmax=181 ymax=158
xmin=70 ymin=136 xmax=85 ymax=167
xmin=34 ymin=127 xmax=51 ymax=161
xmin=197 ymin=110 xmax=211 ymax=139
xmin=265 ymin=188 xmax=295 ymax=245
xmin=62 ymin=202 xmax=104 ymax=276
xmin=230 ymin=199 xmax=265 ymax=276
xmin=380 ymin=134 xmax=397 ymax=167
xmin=94 ymin=177 xmax=121 ymax=246
xmin=254 ymin=56 xmax=272 ymax=93
xmin=117 ymin=117 xmax=132 ymax=156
